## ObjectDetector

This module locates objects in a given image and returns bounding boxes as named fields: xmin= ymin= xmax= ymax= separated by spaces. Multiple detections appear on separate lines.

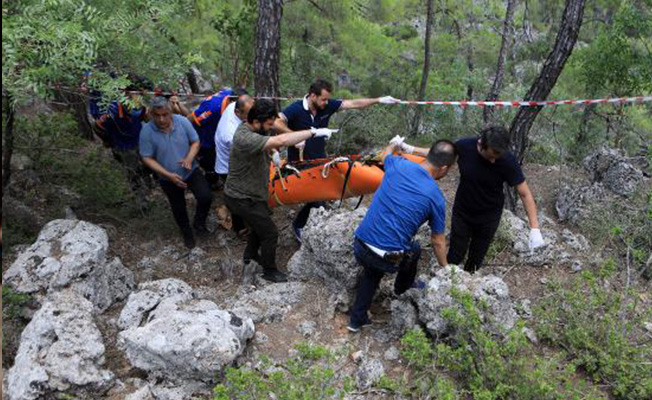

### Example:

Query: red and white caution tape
xmin=85 ymin=86 xmax=652 ymax=107
xmin=395 ymin=95 xmax=652 ymax=107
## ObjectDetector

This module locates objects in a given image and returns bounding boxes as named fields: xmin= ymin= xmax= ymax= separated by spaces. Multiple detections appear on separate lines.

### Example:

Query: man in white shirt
xmin=214 ymin=93 xmax=254 ymax=235
xmin=214 ymin=93 xmax=254 ymax=183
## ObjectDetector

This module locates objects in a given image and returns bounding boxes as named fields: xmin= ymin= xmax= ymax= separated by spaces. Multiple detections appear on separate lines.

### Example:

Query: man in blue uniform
xmin=348 ymin=138 xmax=458 ymax=332
xmin=273 ymin=79 xmax=400 ymax=241
xmin=94 ymin=96 xmax=151 ymax=208
xmin=188 ymin=88 xmax=234 ymax=189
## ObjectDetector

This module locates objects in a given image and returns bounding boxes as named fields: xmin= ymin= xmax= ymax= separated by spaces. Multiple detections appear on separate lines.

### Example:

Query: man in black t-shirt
xmin=397 ymin=126 xmax=545 ymax=273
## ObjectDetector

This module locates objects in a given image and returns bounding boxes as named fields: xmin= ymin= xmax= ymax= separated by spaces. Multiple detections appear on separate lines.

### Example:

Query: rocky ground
xmin=2 ymin=147 xmax=650 ymax=400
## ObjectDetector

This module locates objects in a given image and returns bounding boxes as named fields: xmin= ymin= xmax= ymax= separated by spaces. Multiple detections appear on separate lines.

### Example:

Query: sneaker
xmin=262 ymin=269 xmax=288 ymax=283
xmin=183 ymin=231 xmax=196 ymax=249
xmin=347 ymin=318 xmax=372 ymax=333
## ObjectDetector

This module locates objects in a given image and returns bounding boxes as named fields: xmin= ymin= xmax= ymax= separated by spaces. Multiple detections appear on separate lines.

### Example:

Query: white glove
xmin=379 ymin=96 xmax=401 ymax=104
xmin=389 ymin=135 xmax=405 ymax=147
xmin=310 ymin=127 xmax=339 ymax=139
xmin=295 ymin=141 xmax=306 ymax=150
xmin=272 ymin=151 xmax=281 ymax=169
xmin=529 ymin=228 xmax=545 ymax=250
xmin=400 ymin=142 xmax=415 ymax=154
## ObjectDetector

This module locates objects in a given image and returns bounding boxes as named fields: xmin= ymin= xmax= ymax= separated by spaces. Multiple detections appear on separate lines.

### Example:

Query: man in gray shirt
xmin=140 ymin=96 xmax=213 ymax=249
xmin=224 ymin=99 xmax=336 ymax=282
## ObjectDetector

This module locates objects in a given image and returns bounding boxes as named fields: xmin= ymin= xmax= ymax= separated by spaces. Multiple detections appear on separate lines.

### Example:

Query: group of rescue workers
xmin=92 ymin=79 xmax=545 ymax=333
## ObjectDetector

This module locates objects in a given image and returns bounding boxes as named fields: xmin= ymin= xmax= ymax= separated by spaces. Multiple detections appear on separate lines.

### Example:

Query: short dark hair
xmin=426 ymin=139 xmax=458 ymax=167
xmin=235 ymin=94 xmax=252 ymax=112
xmin=149 ymin=96 xmax=171 ymax=111
xmin=247 ymin=99 xmax=278 ymax=124
xmin=309 ymin=79 xmax=333 ymax=96
xmin=479 ymin=126 xmax=510 ymax=154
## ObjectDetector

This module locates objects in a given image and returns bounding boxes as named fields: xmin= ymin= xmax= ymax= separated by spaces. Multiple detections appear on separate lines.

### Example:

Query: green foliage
xmin=485 ymin=218 xmax=514 ymax=262
xmin=578 ymin=186 xmax=652 ymax=275
xmin=212 ymin=342 xmax=354 ymax=400
xmin=12 ymin=111 xmax=132 ymax=210
xmin=2 ymin=0 xmax=199 ymax=106
xmin=2 ymin=287 xmax=31 ymax=320
xmin=576 ymin=0 xmax=652 ymax=97
xmin=2 ymin=287 xmax=31 ymax=353
xmin=536 ymin=267 xmax=652 ymax=400
xmin=392 ymin=288 xmax=607 ymax=400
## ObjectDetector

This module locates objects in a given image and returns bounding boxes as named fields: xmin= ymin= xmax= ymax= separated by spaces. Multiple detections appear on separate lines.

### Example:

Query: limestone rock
xmin=413 ymin=266 xmax=517 ymax=337
xmin=384 ymin=346 xmax=400 ymax=361
xmin=555 ymin=183 xmax=607 ymax=223
xmin=286 ymin=207 xmax=366 ymax=303
xmin=583 ymin=147 xmax=644 ymax=196
xmin=118 ymin=281 xmax=254 ymax=382
xmin=226 ymin=282 xmax=308 ymax=324
xmin=356 ymin=358 xmax=384 ymax=390
xmin=6 ymin=290 xmax=114 ymax=400
xmin=3 ymin=219 xmax=135 ymax=312
xmin=298 ymin=321 xmax=318 ymax=338
xmin=389 ymin=298 xmax=419 ymax=337
xmin=118 ymin=278 xmax=194 ymax=330
xmin=501 ymin=210 xmax=573 ymax=266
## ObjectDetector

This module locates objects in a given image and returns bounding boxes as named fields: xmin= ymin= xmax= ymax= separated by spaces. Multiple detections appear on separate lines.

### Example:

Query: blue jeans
xmin=350 ymin=238 xmax=421 ymax=326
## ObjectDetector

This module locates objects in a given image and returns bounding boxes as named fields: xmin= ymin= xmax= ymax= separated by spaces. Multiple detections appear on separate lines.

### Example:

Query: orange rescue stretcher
xmin=268 ymin=153 xmax=425 ymax=208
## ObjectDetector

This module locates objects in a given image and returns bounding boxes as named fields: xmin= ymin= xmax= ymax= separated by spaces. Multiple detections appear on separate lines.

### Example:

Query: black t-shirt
xmin=453 ymin=138 xmax=525 ymax=221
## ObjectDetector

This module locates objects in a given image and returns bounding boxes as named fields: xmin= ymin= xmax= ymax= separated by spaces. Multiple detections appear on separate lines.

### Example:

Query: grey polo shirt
xmin=139 ymin=115 xmax=199 ymax=180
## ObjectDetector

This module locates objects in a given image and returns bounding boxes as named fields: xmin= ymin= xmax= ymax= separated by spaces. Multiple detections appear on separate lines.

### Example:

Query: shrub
xmin=535 ymin=264 xmax=652 ymax=400
xmin=392 ymin=287 xmax=606 ymax=400
xmin=212 ymin=342 xmax=354 ymax=400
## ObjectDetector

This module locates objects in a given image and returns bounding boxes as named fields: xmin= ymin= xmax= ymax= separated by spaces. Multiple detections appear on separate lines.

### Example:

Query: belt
xmin=358 ymin=238 xmax=406 ymax=264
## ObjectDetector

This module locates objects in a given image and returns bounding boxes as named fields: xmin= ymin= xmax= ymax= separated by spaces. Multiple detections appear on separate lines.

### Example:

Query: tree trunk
xmin=186 ymin=70 xmax=200 ymax=94
xmin=484 ymin=0 xmax=517 ymax=125
xmin=254 ymin=0 xmax=284 ymax=104
xmin=411 ymin=0 xmax=434 ymax=136
xmin=505 ymin=0 xmax=586 ymax=210
xmin=3 ymin=95 xmax=16 ymax=191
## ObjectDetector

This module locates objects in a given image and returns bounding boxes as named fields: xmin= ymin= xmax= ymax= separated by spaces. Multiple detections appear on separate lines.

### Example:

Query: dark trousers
xmin=293 ymin=201 xmax=325 ymax=229
xmin=350 ymin=238 xmax=421 ymax=326
xmin=224 ymin=194 xmax=279 ymax=272
xmin=160 ymin=169 xmax=213 ymax=234
xmin=197 ymin=146 xmax=218 ymax=186
xmin=447 ymin=210 xmax=501 ymax=273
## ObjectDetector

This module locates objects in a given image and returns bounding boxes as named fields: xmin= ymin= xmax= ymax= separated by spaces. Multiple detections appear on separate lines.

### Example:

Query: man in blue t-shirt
xmin=348 ymin=139 xmax=458 ymax=332
xmin=398 ymin=126 xmax=545 ymax=273
xmin=188 ymin=88 xmax=234 ymax=188
xmin=140 ymin=97 xmax=213 ymax=249
xmin=273 ymin=79 xmax=401 ymax=241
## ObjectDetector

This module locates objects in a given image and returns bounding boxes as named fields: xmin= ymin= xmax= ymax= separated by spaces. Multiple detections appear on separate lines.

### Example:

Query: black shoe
xmin=183 ymin=230 xmax=196 ymax=249
xmin=262 ymin=269 xmax=288 ymax=283
xmin=347 ymin=318 xmax=372 ymax=333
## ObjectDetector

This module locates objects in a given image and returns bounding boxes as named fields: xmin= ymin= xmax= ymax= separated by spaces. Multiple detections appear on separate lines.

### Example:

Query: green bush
xmin=535 ymin=264 xmax=652 ymax=400
xmin=391 ymin=287 xmax=606 ymax=400
xmin=212 ymin=342 xmax=354 ymax=400
xmin=2 ymin=286 xmax=31 ymax=352
xmin=578 ymin=186 xmax=652 ymax=278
